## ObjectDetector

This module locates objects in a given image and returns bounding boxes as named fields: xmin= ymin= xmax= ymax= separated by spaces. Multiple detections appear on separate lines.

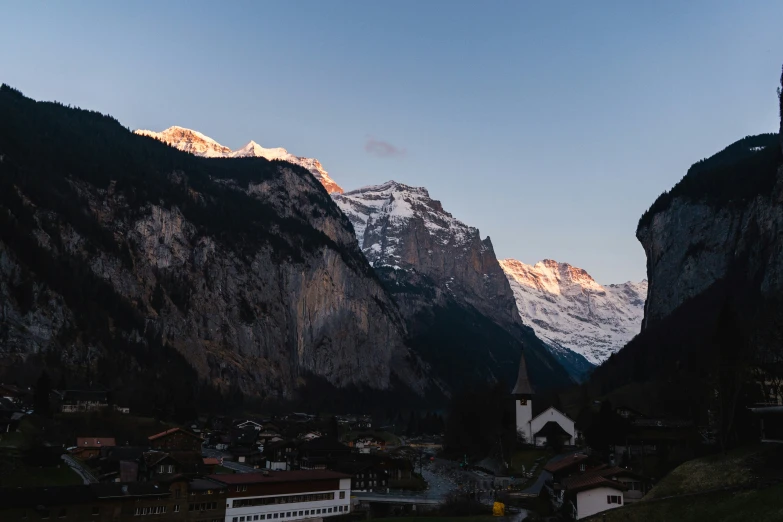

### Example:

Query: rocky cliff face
xmin=500 ymin=258 xmax=647 ymax=365
xmin=334 ymin=181 xmax=574 ymax=391
xmin=333 ymin=181 xmax=519 ymax=327
xmin=0 ymin=87 xmax=421 ymax=406
xmin=637 ymin=134 xmax=783 ymax=327
xmin=135 ymin=127 xmax=344 ymax=194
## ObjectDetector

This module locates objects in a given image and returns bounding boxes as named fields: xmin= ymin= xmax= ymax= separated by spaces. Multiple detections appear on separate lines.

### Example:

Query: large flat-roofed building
xmin=208 ymin=470 xmax=351 ymax=522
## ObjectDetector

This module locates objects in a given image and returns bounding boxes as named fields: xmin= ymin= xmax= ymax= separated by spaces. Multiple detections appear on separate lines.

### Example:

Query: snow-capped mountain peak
xmin=334 ymin=180 xmax=475 ymax=256
xmin=133 ymin=126 xmax=343 ymax=194
xmin=134 ymin=126 xmax=231 ymax=157
xmin=499 ymin=258 xmax=647 ymax=365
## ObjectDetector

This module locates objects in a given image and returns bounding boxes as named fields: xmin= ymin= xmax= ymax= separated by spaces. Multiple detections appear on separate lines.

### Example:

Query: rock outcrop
xmin=637 ymin=134 xmax=783 ymax=327
xmin=334 ymin=181 xmax=519 ymax=327
xmin=0 ymin=86 xmax=421 ymax=406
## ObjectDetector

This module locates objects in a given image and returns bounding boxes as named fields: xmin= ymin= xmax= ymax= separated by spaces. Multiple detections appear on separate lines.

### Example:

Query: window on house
xmin=174 ymin=505 xmax=179 ymax=513
xmin=240 ymin=517 xmax=245 ymax=522
xmin=340 ymin=491 xmax=345 ymax=499
xmin=607 ymin=495 xmax=622 ymax=504
xmin=57 ymin=509 xmax=66 ymax=519
xmin=92 ymin=506 xmax=99 ymax=515
xmin=168 ymin=465 xmax=174 ymax=473
xmin=232 ymin=518 xmax=238 ymax=522
xmin=579 ymin=463 xmax=586 ymax=472
xmin=174 ymin=489 xmax=181 ymax=499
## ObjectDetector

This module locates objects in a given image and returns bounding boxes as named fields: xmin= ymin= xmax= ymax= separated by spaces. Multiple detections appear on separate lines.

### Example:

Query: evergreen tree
xmin=34 ymin=371 xmax=52 ymax=416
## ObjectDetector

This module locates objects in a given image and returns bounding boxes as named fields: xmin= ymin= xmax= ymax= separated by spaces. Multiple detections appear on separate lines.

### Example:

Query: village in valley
xmin=4 ymin=346 xmax=768 ymax=522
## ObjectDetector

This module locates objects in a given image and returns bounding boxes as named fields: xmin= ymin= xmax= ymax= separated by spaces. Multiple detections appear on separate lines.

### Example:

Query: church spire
xmin=512 ymin=351 xmax=534 ymax=397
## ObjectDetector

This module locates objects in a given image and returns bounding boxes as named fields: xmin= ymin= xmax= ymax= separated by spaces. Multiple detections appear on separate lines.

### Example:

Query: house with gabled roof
xmin=512 ymin=354 xmax=576 ymax=446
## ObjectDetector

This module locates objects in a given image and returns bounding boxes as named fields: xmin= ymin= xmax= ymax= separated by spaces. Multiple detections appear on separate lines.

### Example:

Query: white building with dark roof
xmin=512 ymin=352 xmax=576 ymax=446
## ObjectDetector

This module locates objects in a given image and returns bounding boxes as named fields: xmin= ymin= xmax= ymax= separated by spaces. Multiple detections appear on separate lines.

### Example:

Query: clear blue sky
xmin=2 ymin=1 xmax=782 ymax=283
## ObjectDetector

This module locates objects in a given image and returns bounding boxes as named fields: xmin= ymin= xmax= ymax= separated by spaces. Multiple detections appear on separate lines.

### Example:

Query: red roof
xmin=203 ymin=458 xmax=221 ymax=466
xmin=208 ymin=470 xmax=350 ymax=485
xmin=76 ymin=437 xmax=116 ymax=448
xmin=544 ymin=453 xmax=589 ymax=473
xmin=148 ymin=427 xmax=201 ymax=441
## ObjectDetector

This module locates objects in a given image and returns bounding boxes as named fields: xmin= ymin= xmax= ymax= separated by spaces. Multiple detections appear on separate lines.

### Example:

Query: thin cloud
xmin=364 ymin=136 xmax=406 ymax=158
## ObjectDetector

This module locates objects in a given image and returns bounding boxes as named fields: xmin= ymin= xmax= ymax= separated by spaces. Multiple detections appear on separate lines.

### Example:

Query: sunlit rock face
xmin=500 ymin=258 xmax=647 ymax=365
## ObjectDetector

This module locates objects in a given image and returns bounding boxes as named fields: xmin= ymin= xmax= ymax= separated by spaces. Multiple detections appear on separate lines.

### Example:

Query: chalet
xmin=59 ymin=390 xmax=108 ymax=413
xmin=512 ymin=355 xmax=576 ymax=446
xmin=562 ymin=471 xmax=627 ymax=520
xmin=94 ymin=446 xmax=147 ymax=482
xmin=203 ymin=457 xmax=221 ymax=473
xmin=264 ymin=440 xmax=302 ymax=471
xmin=298 ymin=438 xmax=352 ymax=470
xmin=230 ymin=446 xmax=264 ymax=467
xmin=235 ymin=419 xmax=264 ymax=431
xmin=148 ymin=427 xmax=202 ymax=453
xmin=0 ymin=481 xmax=186 ymax=521
xmin=71 ymin=437 xmax=116 ymax=459
xmin=350 ymin=435 xmax=386 ymax=454
xmin=749 ymin=404 xmax=783 ymax=442
xmin=333 ymin=461 xmax=389 ymax=492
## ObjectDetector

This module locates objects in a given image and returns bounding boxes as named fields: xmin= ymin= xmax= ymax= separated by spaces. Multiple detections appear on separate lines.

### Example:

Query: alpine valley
xmin=134 ymin=125 xmax=648 ymax=381
xmin=0 ymin=86 xmax=647 ymax=415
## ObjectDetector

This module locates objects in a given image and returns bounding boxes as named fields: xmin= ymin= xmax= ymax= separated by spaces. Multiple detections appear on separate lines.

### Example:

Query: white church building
xmin=512 ymin=352 xmax=576 ymax=446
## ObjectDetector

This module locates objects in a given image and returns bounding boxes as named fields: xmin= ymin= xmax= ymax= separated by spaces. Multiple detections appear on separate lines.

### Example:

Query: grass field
xmin=644 ymin=445 xmax=760 ymax=500
xmin=592 ymin=444 xmax=783 ymax=522
xmin=509 ymin=448 xmax=553 ymax=475
xmin=595 ymin=484 xmax=783 ymax=522
xmin=0 ymin=464 xmax=82 ymax=487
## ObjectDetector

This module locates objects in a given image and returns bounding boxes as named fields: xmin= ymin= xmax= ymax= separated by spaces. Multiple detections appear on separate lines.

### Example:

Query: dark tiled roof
xmin=534 ymin=421 xmax=571 ymax=439
xmin=300 ymin=438 xmax=350 ymax=451
xmin=76 ymin=437 xmax=116 ymax=448
xmin=189 ymin=478 xmax=227 ymax=492
xmin=562 ymin=474 xmax=627 ymax=493
xmin=208 ymin=470 xmax=350 ymax=485
xmin=544 ymin=453 xmax=589 ymax=473
xmin=148 ymin=427 xmax=201 ymax=441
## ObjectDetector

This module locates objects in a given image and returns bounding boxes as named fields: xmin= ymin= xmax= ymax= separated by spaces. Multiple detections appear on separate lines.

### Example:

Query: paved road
xmin=202 ymin=447 xmax=259 ymax=474
xmin=61 ymin=454 xmax=97 ymax=484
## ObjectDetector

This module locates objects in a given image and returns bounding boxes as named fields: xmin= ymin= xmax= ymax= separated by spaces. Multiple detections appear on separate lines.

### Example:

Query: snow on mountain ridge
xmin=500 ymin=258 xmax=647 ymax=365
xmin=334 ymin=181 xmax=476 ymax=262
xmin=134 ymin=126 xmax=343 ymax=194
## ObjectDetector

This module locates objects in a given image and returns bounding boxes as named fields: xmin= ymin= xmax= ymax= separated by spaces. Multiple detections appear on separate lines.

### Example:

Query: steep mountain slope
xmin=500 ymin=258 xmax=647 ymax=365
xmin=589 ymin=131 xmax=783 ymax=425
xmin=134 ymin=127 xmax=343 ymax=194
xmin=334 ymin=182 xmax=575 ymax=391
xmin=0 ymin=85 xmax=422 ymax=414
xmin=137 ymin=131 xmax=573 ymax=392
xmin=638 ymin=133 xmax=783 ymax=327
xmin=334 ymin=181 xmax=519 ymax=326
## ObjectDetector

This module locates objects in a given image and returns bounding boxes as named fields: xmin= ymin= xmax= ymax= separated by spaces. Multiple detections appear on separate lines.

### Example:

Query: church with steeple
xmin=512 ymin=351 xmax=576 ymax=446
